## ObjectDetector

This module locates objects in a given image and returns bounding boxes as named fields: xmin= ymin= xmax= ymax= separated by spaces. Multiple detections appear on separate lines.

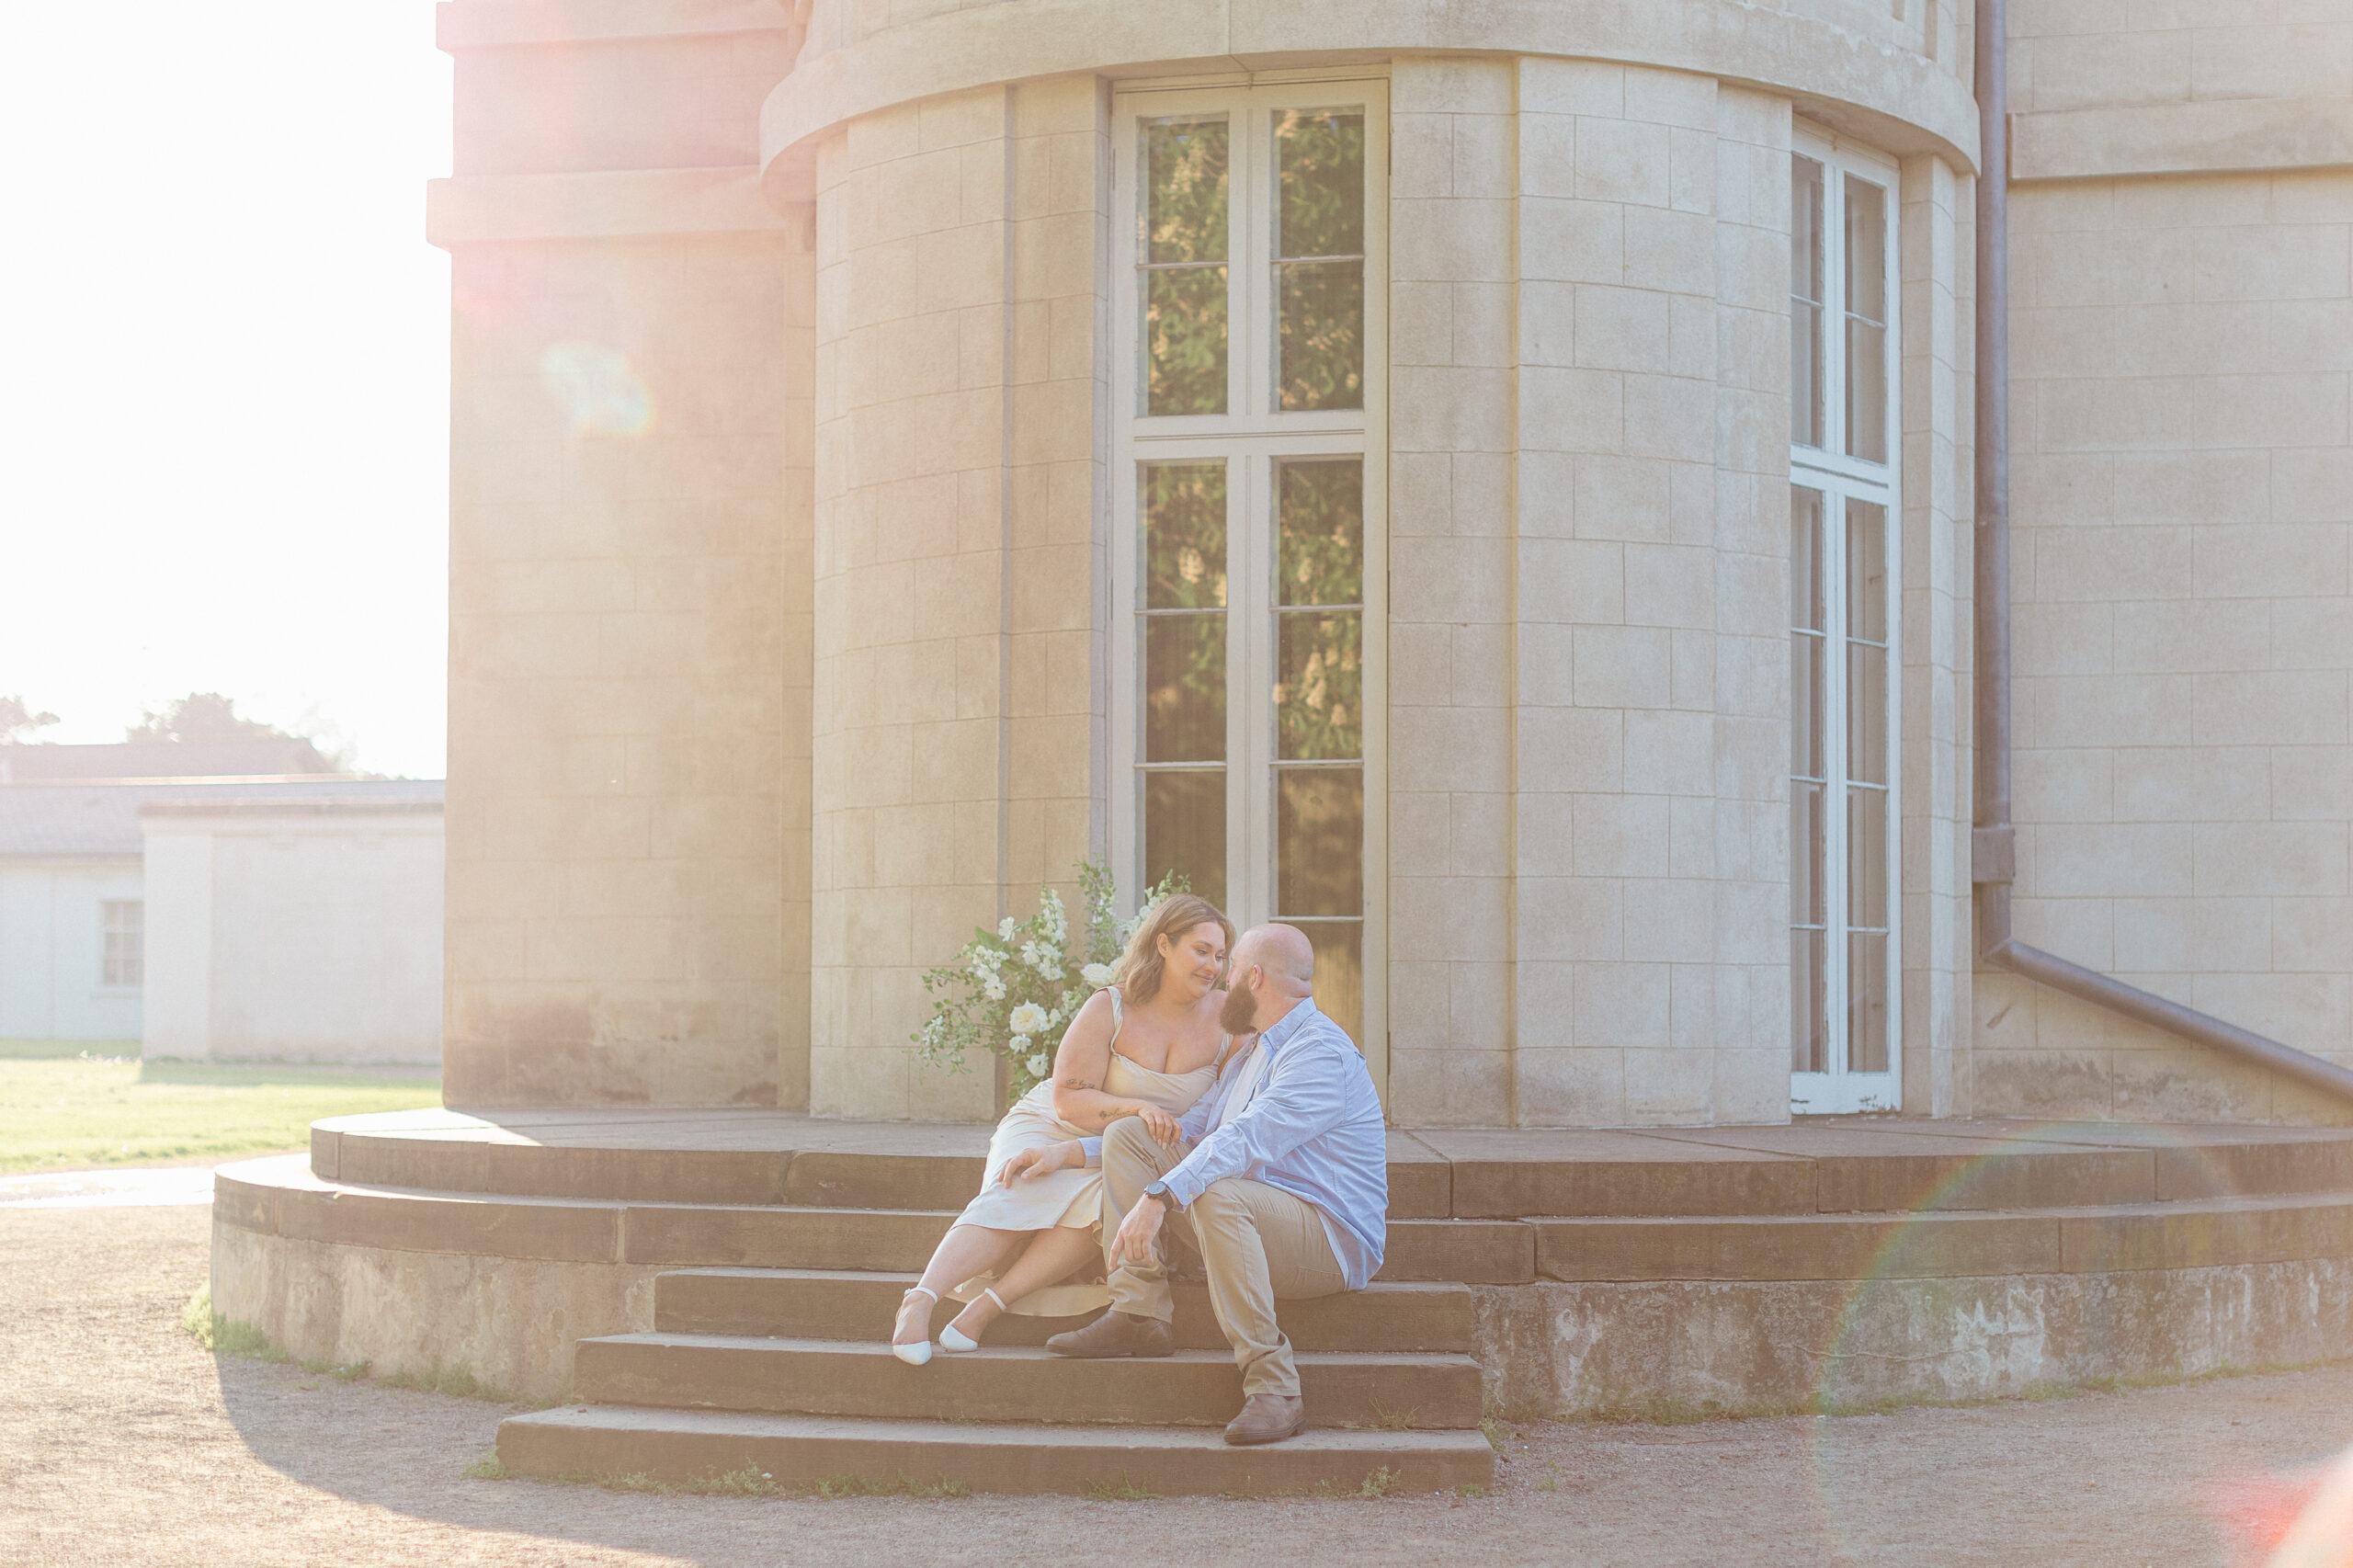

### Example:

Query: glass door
xmin=1111 ymin=81 xmax=1388 ymax=1074
xmin=1790 ymin=129 xmax=1900 ymax=1113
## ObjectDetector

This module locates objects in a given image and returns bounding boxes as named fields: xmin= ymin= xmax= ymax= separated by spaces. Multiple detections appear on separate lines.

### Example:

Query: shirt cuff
xmin=1077 ymin=1137 xmax=1102 ymax=1168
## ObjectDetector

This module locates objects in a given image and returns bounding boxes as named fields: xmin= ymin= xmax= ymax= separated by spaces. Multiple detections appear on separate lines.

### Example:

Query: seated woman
xmin=889 ymin=893 xmax=1236 ymax=1363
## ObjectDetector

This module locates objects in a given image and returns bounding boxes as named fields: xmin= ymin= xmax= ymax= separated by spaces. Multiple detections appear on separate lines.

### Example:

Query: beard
xmin=1219 ymin=983 xmax=1258 ymax=1036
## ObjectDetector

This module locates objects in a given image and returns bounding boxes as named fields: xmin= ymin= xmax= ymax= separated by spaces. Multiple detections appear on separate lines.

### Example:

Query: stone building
xmin=431 ymin=0 xmax=2353 ymax=1131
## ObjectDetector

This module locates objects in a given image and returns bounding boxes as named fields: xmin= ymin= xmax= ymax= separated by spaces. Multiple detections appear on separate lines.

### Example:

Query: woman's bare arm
xmin=1048 ymin=991 xmax=1179 ymax=1142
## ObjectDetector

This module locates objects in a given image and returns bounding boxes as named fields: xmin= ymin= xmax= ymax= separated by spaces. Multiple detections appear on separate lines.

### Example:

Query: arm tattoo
xmin=1059 ymin=1074 xmax=1098 ymax=1092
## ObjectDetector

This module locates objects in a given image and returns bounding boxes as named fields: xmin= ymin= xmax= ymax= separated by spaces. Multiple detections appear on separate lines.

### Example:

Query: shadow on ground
xmin=2 ymin=1201 xmax=2340 ymax=1567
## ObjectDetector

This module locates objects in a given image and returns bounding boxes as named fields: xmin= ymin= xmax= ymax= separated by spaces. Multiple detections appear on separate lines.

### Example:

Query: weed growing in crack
xmin=1085 ymin=1476 xmax=1162 ymax=1502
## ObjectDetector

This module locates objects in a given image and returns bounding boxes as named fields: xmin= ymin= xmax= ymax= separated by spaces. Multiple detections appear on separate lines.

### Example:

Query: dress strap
xmin=1107 ymin=984 xmax=1125 ymax=1047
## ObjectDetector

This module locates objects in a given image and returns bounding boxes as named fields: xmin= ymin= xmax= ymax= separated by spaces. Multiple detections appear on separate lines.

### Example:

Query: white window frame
xmin=1107 ymin=76 xmax=1390 ymax=1099
xmin=1790 ymin=124 xmax=1902 ymax=1116
xmin=99 ymin=898 xmax=143 ymax=991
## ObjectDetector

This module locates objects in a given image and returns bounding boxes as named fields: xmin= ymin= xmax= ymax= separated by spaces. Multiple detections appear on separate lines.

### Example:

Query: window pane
xmin=1146 ymin=266 xmax=1228 ymax=416
xmin=1847 ymin=642 xmax=1887 ymax=787
xmin=1792 ymin=928 xmax=1827 ymax=1073
xmin=1792 ymin=781 xmax=1826 ymax=927
xmin=1791 ymin=486 xmax=1826 ymax=780
xmin=1145 ymin=116 xmax=1228 ymax=264
xmin=1277 ymin=260 xmax=1364 ymax=412
xmin=1790 ymin=155 xmax=1825 ymax=449
xmin=1278 ymin=458 xmax=1362 ymax=607
xmin=1144 ymin=770 xmax=1226 ymax=909
xmin=1791 ymin=487 xmax=1825 ymax=633
xmin=1144 ymin=615 xmax=1225 ymax=761
xmin=1847 ymin=930 xmax=1889 ymax=1073
xmin=1847 ymin=785 xmax=1889 ymax=930
xmin=1276 ymin=110 xmax=1364 ymax=257
xmin=1794 ymin=636 xmax=1824 ymax=779
xmin=1846 ymin=499 xmax=1887 ymax=643
xmin=1290 ymin=919 xmax=1365 ymax=1051
xmin=1844 ymin=172 xmax=1888 ymax=462
xmin=1144 ymin=460 xmax=1226 ymax=610
xmin=1277 ymin=612 xmax=1361 ymax=760
xmin=1274 ymin=109 xmax=1365 ymax=412
xmin=1277 ymin=767 xmax=1363 ymax=917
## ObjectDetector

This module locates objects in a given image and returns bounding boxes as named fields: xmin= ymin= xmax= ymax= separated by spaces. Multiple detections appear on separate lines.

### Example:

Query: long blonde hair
xmin=1112 ymin=893 xmax=1233 ymax=1006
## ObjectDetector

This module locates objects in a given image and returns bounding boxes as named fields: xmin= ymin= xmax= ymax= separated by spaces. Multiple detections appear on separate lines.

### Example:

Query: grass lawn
xmin=0 ymin=1041 xmax=440 ymax=1174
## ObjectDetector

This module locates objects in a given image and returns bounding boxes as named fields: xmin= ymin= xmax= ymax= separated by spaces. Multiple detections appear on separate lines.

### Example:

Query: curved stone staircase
xmin=209 ymin=1111 xmax=2353 ymax=1497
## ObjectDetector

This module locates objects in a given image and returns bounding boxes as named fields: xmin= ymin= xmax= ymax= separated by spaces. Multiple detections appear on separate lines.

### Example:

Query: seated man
xmin=1042 ymin=922 xmax=1387 ymax=1446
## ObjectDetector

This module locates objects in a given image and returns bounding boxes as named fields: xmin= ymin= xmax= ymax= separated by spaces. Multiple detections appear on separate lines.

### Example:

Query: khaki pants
xmin=1099 ymin=1117 xmax=1347 ymax=1398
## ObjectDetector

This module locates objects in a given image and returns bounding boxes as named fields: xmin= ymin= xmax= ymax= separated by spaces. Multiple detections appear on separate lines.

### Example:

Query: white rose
xmin=1026 ymin=1052 xmax=1050 ymax=1076
xmin=1081 ymin=963 xmax=1115 ymax=988
xmin=1008 ymin=1034 xmax=1031 ymax=1055
xmin=1008 ymin=1002 xmax=1048 ymax=1037
xmin=983 ymin=977 xmax=1006 ymax=1002
xmin=998 ymin=917 xmax=1018 ymax=941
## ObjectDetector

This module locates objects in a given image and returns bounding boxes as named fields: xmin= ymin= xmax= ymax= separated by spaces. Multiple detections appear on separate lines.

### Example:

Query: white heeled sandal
xmin=892 ymin=1286 xmax=939 ymax=1366
xmin=938 ymin=1287 xmax=1006 ymax=1354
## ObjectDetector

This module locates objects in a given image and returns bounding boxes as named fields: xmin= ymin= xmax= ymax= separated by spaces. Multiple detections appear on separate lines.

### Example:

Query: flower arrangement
xmin=913 ymin=859 xmax=1187 ymax=1107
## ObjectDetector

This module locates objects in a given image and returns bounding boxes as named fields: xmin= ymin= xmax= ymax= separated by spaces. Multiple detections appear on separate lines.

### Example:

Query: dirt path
xmin=1 ymin=1201 xmax=2345 ymax=1566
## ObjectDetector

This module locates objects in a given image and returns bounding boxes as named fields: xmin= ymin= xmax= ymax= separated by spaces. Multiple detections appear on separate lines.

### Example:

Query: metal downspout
xmin=1969 ymin=0 xmax=2353 ymax=1104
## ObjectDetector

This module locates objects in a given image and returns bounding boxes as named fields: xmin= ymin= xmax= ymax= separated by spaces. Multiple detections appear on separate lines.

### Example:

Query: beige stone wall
xmin=440 ymin=14 xmax=814 ymax=1108
xmin=1901 ymin=153 xmax=1975 ymax=1117
xmin=1384 ymin=53 xmax=1904 ymax=1128
xmin=1979 ymin=4 xmax=2353 ymax=1121
xmin=808 ymin=78 xmax=1104 ymax=1120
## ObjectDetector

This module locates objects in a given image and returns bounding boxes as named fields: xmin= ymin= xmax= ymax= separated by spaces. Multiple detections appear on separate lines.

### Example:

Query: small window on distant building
xmin=101 ymin=900 xmax=143 ymax=988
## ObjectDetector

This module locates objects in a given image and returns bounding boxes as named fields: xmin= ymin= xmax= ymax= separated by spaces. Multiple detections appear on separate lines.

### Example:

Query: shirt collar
xmin=1255 ymin=996 xmax=1320 ymax=1057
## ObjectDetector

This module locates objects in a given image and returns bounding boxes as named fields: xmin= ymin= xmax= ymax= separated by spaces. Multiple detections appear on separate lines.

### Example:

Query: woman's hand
xmin=999 ymin=1141 xmax=1081 ymax=1185
xmin=1131 ymin=1103 xmax=1182 ymax=1147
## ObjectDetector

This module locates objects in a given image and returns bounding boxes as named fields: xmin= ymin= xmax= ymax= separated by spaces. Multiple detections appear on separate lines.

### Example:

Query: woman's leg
xmin=942 ymin=1224 xmax=1100 ymax=1343
xmin=893 ymin=1224 xmax=1023 ymax=1346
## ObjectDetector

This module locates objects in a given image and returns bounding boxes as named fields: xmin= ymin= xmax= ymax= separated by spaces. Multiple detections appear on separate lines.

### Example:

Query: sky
xmin=0 ymin=1 xmax=452 ymax=778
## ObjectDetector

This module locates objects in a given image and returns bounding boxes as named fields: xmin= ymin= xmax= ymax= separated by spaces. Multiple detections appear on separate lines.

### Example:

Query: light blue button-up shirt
xmin=1083 ymin=997 xmax=1387 ymax=1290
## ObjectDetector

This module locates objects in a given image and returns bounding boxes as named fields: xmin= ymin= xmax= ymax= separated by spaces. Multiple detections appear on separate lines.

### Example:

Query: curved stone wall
xmin=762 ymin=0 xmax=1980 ymax=200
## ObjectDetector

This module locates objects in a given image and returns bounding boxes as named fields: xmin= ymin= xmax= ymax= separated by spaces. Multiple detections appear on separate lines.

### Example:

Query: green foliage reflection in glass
xmin=1274 ymin=110 xmax=1365 ymax=412
xmin=1145 ymin=461 xmax=1227 ymax=610
xmin=1143 ymin=117 xmax=1229 ymax=415
xmin=1275 ymin=460 xmax=1362 ymax=761
xmin=1142 ymin=462 xmax=1227 ymax=764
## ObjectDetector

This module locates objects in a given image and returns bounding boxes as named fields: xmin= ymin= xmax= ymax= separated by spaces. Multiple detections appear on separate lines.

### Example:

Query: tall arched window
xmin=1790 ymin=127 xmax=1901 ymax=1113
xmin=1108 ymin=78 xmax=1389 ymax=1065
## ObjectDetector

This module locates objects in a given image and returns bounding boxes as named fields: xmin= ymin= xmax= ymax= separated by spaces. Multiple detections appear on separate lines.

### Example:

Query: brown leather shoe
xmin=1222 ymin=1392 xmax=1307 ymax=1445
xmin=1043 ymin=1310 xmax=1174 ymax=1359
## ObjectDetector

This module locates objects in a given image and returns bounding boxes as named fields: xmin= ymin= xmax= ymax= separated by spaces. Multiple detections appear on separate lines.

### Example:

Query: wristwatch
xmin=1142 ymin=1178 xmax=1181 ymax=1211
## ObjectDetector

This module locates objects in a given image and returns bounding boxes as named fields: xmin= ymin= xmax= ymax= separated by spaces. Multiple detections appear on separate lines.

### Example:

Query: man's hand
xmin=998 ymin=1141 xmax=1080 ymax=1185
xmin=1112 ymin=1193 xmax=1165 ymax=1267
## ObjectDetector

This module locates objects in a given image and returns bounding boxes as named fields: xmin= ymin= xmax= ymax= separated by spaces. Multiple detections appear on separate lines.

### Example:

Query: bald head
xmin=1219 ymin=923 xmax=1317 ymax=1036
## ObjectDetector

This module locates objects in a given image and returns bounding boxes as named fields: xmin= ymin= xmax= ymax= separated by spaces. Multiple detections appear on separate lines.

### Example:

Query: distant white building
xmin=0 ymin=776 xmax=443 ymax=1062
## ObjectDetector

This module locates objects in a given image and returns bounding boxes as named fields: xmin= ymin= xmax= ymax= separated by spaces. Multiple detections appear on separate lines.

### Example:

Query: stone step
xmin=572 ymin=1333 xmax=1485 ymax=1430
xmin=497 ymin=1405 xmax=1495 ymax=1497
xmin=318 ymin=1110 xmax=2353 ymax=1220
xmin=654 ymin=1267 xmax=1476 ymax=1352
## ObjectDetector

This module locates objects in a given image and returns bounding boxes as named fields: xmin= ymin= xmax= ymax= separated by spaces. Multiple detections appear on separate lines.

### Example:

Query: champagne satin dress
xmin=945 ymin=987 xmax=1222 ymax=1317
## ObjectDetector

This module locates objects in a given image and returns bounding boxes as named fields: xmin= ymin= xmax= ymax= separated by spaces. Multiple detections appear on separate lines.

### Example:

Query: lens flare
xmin=539 ymin=340 xmax=654 ymax=437
xmin=1798 ymin=1122 xmax=2284 ymax=1560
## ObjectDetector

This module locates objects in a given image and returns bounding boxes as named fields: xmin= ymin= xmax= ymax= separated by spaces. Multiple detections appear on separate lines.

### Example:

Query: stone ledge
xmin=2014 ymin=97 xmax=2353 ymax=183
xmin=210 ymin=1207 xmax=2353 ymax=1414
xmin=312 ymin=1109 xmax=2353 ymax=1218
